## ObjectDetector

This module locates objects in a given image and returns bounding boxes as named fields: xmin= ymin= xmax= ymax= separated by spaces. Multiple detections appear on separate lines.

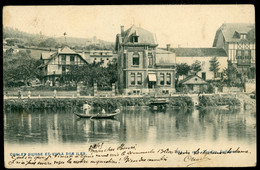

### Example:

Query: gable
xmin=122 ymin=25 xmax=157 ymax=45
xmin=180 ymin=75 xmax=208 ymax=85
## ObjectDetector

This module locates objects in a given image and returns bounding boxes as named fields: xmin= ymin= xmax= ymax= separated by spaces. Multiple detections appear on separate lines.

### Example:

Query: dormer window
xmin=131 ymin=31 xmax=139 ymax=43
xmin=240 ymin=34 xmax=247 ymax=39
xmin=133 ymin=36 xmax=138 ymax=43
xmin=131 ymin=36 xmax=139 ymax=43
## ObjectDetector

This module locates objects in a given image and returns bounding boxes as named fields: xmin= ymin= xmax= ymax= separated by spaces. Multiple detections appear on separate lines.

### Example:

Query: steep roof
xmin=40 ymin=46 xmax=87 ymax=66
xmin=213 ymin=23 xmax=255 ymax=46
xmin=41 ymin=52 xmax=55 ymax=60
xmin=122 ymin=25 xmax=157 ymax=45
xmin=59 ymin=46 xmax=77 ymax=54
xmin=179 ymin=75 xmax=208 ymax=85
xmin=167 ymin=48 xmax=227 ymax=57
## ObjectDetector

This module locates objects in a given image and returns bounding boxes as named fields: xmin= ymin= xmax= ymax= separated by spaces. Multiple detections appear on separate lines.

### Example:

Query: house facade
xmin=213 ymin=23 xmax=255 ymax=79
xmin=115 ymin=25 xmax=176 ymax=95
xmin=167 ymin=46 xmax=228 ymax=81
xmin=39 ymin=46 xmax=88 ymax=85
xmin=82 ymin=50 xmax=117 ymax=67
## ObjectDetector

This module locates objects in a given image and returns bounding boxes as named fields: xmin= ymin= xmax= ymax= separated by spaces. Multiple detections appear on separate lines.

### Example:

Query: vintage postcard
xmin=3 ymin=5 xmax=256 ymax=168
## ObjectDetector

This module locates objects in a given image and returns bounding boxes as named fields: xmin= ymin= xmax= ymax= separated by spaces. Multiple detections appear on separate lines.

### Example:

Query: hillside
xmin=3 ymin=27 xmax=115 ymax=50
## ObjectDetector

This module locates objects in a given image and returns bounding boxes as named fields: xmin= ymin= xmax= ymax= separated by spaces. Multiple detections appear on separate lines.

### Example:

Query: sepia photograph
xmin=3 ymin=5 xmax=256 ymax=168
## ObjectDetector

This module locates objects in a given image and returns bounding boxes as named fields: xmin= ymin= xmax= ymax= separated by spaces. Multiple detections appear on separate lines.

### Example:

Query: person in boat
xmin=83 ymin=102 xmax=91 ymax=114
xmin=101 ymin=108 xmax=106 ymax=115
xmin=114 ymin=109 xmax=120 ymax=113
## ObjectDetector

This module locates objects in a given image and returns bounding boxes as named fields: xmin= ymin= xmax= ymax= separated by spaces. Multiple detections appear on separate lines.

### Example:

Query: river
xmin=4 ymin=107 xmax=256 ymax=146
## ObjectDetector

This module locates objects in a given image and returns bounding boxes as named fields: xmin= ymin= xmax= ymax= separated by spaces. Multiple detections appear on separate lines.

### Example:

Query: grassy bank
xmin=198 ymin=94 xmax=241 ymax=107
xmin=4 ymin=96 xmax=194 ymax=111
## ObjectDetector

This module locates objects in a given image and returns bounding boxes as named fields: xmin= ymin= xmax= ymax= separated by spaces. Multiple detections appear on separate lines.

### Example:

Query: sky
xmin=3 ymin=5 xmax=255 ymax=48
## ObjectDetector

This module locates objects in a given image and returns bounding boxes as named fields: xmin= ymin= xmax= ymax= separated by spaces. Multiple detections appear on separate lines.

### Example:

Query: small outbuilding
xmin=178 ymin=75 xmax=209 ymax=93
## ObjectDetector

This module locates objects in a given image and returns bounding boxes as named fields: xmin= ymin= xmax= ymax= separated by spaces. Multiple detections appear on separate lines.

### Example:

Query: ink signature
xmin=184 ymin=154 xmax=211 ymax=167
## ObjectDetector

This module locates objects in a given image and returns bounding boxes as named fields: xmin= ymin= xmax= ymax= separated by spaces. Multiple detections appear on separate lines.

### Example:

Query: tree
xmin=106 ymin=58 xmax=118 ymax=84
xmin=209 ymin=56 xmax=220 ymax=80
xmin=222 ymin=64 xmax=238 ymax=86
xmin=67 ymin=65 xmax=87 ymax=86
xmin=176 ymin=63 xmax=191 ymax=77
xmin=3 ymin=52 xmax=41 ymax=87
xmin=176 ymin=63 xmax=191 ymax=87
xmin=191 ymin=60 xmax=202 ymax=75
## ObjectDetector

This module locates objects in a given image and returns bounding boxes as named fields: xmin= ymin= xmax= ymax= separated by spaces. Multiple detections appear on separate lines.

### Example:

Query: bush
xmin=198 ymin=95 xmax=240 ymax=107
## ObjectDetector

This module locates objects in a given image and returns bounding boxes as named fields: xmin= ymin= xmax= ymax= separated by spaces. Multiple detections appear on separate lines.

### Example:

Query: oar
xmin=90 ymin=114 xmax=98 ymax=120
xmin=90 ymin=115 xmax=95 ymax=120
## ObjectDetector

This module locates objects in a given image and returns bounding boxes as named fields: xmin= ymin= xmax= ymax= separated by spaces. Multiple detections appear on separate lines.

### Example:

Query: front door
xmin=148 ymin=81 xmax=156 ymax=88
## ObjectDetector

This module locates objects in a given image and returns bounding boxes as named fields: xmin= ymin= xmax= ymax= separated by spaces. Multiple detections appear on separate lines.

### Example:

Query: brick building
xmin=115 ymin=25 xmax=176 ymax=95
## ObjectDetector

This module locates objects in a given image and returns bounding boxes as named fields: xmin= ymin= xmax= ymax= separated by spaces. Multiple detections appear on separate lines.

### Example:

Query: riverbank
xmin=197 ymin=93 xmax=255 ymax=111
xmin=4 ymin=93 xmax=255 ymax=111
xmin=3 ymin=96 xmax=193 ymax=111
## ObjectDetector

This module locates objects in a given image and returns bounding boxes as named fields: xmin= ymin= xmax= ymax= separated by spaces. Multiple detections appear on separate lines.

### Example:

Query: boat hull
xmin=74 ymin=112 xmax=119 ymax=119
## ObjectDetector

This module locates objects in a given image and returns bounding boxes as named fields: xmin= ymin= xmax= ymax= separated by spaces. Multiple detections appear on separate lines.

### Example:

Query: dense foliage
xmin=3 ymin=51 xmax=42 ymax=87
xmin=198 ymin=95 xmax=240 ymax=107
xmin=4 ymin=96 xmax=194 ymax=111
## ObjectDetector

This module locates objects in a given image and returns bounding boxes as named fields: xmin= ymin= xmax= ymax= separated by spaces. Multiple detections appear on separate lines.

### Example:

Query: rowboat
xmin=74 ymin=110 xmax=120 ymax=119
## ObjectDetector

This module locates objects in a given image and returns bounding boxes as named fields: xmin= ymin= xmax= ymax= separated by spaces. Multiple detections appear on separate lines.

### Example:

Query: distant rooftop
xmin=165 ymin=48 xmax=227 ymax=57
xmin=213 ymin=23 xmax=255 ymax=46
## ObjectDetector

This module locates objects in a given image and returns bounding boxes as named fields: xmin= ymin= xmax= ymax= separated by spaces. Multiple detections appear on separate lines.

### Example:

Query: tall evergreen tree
xmin=209 ymin=56 xmax=220 ymax=80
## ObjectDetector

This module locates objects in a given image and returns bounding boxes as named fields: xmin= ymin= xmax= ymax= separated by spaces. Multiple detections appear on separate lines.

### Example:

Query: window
xmin=132 ymin=54 xmax=139 ymax=66
xmin=132 ymin=36 xmax=138 ymax=43
xmin=237 ymin=50 xmax=242 ymax=58
xmin=70 ymin=56 xmax=75 ymax=64
xmin=62 ymin=66 xmax=66 ymax=72
xmin=244 ymin=50 xmax=251 ymax=59
xmin=216 ymin=72 xmax=221 ymax=78
xmin=240 ymin=34 xmax=246 ymax=39
xmin=166 ymin=73 xmax=171 ymax=85
xmin=61 ymin=55 xmax=66 ymax=64
xmin=160 ymin=73 xmax=164 ymax=85
xmin=137 ymin=73 xmax=142 ymax=85
xmin=148 ymin=54 xmax=153 ymax=66
xmin=202 ymin=72 xmax=206 ymax=80
xmin=130 ymin=73 xmax=135 ymax=85
xmin=236 ymin=50 xmax=251 ymax=66
xmin=162 ymin=90 xmax=169 ymax=94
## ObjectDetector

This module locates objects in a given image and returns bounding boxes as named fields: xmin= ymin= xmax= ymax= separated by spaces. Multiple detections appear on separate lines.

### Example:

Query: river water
xmin=4 ymin=107 xmax=256 ymax=147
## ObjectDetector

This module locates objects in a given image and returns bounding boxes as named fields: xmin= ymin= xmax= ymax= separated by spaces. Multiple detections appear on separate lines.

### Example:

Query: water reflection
xmin=4 ymin=107 xmax=256 ymax=145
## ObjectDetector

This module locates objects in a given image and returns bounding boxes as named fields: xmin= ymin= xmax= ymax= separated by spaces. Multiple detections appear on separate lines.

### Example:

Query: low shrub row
xmin=198 ymin=95 xmax=241 ymax=107
xmin=4 ymin=96 xmax=194 ymax=111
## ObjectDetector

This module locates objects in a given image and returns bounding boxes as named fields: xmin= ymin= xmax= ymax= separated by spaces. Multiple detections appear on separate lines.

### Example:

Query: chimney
xmin=58 ymin=48 xmax=61 ymax=53
xmin=166 ymin=44 xmax=171 ymax=51
xmin=120 ymin=25 xmax=124 ymax=35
